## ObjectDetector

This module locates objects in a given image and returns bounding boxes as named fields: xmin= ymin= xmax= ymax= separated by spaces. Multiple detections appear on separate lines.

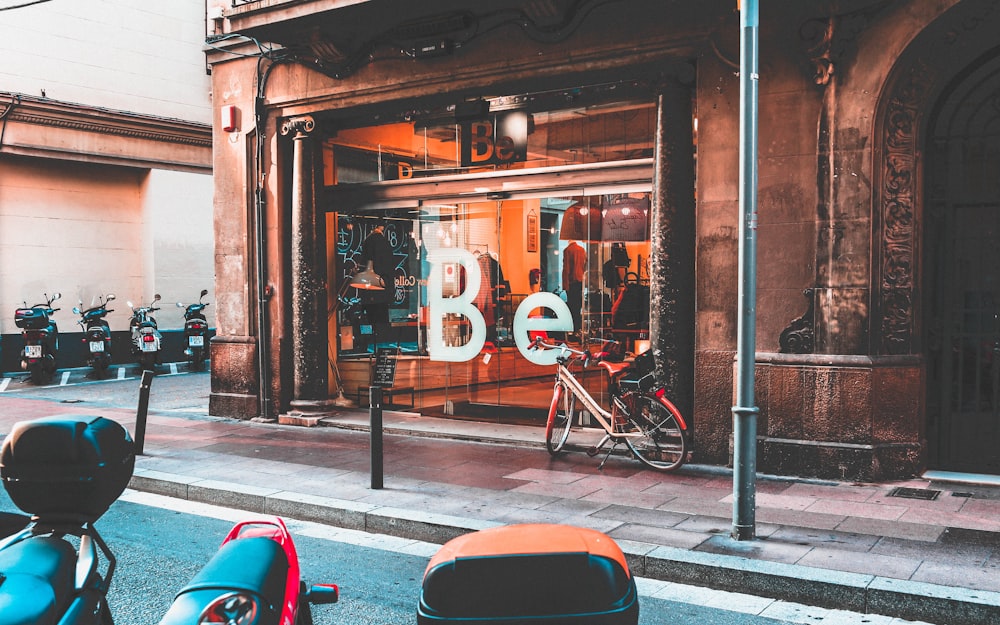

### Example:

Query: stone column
xmin=650 ymin=74 xmax=697 ymax=422
xmin=280 ymin=115 xmax=332 ymax=418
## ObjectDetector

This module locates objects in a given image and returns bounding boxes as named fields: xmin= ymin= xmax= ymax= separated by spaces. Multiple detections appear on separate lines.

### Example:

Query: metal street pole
xmin=732 ymin=0 xmax=759 ymax=541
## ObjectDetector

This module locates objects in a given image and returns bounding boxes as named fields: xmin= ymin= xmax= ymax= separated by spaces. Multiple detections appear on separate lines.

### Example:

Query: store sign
xmin=460 ymin=111 xmax=529 ymax=167
xmin=426 ymin=248 xmax=572 ymax=364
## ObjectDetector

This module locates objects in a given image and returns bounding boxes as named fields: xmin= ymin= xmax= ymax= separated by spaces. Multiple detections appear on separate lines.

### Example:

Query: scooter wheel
xmin=29 ymin=368 xmax=51 ymax=385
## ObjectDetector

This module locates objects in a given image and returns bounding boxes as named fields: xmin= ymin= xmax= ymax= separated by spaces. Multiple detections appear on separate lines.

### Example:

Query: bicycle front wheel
xmin=624 ymin=395 xmax=688 ymax=471
xmin=545 ymin=381 xmax=576 ymax=454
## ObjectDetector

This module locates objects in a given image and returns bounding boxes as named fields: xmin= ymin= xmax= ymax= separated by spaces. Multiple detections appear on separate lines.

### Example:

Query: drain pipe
xmin=254 ymin=95 xmax=272 ymax=419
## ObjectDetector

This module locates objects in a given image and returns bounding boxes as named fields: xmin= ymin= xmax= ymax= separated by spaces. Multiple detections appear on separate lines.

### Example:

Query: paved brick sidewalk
xmin=1 ymin=394 xmax=999 ymax=624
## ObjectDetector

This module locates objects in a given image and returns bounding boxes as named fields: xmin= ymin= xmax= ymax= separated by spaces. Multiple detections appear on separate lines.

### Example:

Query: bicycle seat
xmin=598 ymin=360 xmax=631 ymax=379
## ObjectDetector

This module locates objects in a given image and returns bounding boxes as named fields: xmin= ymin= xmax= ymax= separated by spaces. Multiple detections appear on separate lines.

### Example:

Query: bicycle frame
xmin=537 ymin=336 xmax=689 ymax=471
xmin=554 ymin=361 xmax=641 ymax=440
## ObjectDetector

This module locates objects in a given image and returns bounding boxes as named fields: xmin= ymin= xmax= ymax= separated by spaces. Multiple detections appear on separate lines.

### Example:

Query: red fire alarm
xmin=221 ymin=105 xmax=238 ymax=132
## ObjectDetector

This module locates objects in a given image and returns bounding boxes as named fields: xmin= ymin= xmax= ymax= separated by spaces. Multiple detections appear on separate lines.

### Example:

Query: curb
xmin=128 ymin=469 xmax=1000 ymax=625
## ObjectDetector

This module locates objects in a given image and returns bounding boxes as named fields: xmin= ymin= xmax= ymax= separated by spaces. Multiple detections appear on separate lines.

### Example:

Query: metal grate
xmin=888 ymin=487 xmax=940 ymax=500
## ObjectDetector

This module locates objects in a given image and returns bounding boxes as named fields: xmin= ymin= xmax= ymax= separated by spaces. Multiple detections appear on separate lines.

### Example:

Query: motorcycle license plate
xmin=188 ymin=335 xmax=204 ymax=347
xmin=141 ymin=342 xmax=158 ymax=353
xmin=23 ymin=345 xmax=42 ymax=359
xmin=89 ymin=341 xmax=105 ymax=353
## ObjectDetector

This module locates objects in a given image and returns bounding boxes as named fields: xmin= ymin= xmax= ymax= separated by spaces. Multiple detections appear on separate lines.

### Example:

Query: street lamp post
xmin=732 ymin=0 xmax=759 ymax=541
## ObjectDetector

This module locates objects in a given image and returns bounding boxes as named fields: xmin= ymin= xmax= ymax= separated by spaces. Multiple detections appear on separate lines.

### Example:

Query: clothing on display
xmin=562 ymin=241 xmax=587 ymax=334
xmin=473 ymin=250 xmax=508 ymax=342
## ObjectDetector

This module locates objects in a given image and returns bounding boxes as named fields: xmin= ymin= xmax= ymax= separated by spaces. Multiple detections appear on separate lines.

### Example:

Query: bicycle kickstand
xmin=587 ymin=434 xmax=619 ymax=470
xmin=586 ymin=434 xmax=611 ymax=458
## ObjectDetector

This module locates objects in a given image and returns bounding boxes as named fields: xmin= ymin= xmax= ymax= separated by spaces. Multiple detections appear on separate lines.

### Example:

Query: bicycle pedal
xmin=586 ymin=446 xmax=600 ymax=457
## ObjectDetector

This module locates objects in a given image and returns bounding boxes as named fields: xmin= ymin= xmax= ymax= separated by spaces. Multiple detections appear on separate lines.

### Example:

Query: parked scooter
xmin=74 ymin=294 xmax=116 ymax=378
xmin=0 ymin=414 xmax=135 ymax=625
xmin=128 ymin=294 xmax=162 ymax=371
xmin=158 ymin=516 xmax=339 ymax=625
xmin=14 ymin=292 xmax=61 ymax=384
xmin=176 ymin=289 xmax=210 ymax=371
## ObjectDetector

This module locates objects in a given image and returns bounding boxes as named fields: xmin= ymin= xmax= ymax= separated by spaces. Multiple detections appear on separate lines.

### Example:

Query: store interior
xmin=323 ymin=86 xmax=660 ymax=422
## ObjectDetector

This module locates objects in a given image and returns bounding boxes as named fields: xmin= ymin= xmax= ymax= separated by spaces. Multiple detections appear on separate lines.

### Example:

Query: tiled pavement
xmin=1 ymin=394 xmax=1000 ymax=624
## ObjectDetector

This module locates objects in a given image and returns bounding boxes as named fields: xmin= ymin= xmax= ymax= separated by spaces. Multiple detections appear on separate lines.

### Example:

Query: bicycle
xmin=532 ymin=336 xmax=689 ymax=472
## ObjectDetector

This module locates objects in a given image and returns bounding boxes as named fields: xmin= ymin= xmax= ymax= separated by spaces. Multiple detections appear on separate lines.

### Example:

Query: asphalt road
xmin=0 ymin=489 xmax=931 ymax=625
xmin=0 ymin=363 xmax=211 ymax=416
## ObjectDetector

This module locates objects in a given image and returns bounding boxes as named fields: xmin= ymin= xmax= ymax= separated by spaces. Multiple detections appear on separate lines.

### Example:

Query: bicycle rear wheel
xmin=624 ymin=395 xmax=687 ymax=471
xmin=545 ymin=381 xmax=576 ymax=454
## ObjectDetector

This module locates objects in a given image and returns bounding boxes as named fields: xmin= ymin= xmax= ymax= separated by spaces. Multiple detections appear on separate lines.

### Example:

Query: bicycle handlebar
xmin=530 ymin=336 xmax=615 ymax=365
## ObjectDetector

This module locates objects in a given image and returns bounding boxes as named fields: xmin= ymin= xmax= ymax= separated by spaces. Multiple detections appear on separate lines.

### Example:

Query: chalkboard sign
xmin=372 ymin=348 xmax=398 ymax=387
xmin=336 ymin=217 xmax=414 ymax=311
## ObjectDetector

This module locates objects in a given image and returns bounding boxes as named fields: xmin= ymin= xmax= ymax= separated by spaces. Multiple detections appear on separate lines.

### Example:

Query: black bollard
xmin=134 ymin=369 xmax=154 ymax=455
xmin=370 ymin=385 xmax=383 ymax=489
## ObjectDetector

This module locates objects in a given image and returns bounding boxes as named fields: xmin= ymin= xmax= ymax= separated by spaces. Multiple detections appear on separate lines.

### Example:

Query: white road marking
xmin=60 ymin=371 xmax=71 ymax=385
xmin=0 ymin=378 xmax=9 ymax=393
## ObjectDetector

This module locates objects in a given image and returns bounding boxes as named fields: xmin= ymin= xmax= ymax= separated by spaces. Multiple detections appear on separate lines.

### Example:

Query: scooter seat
xmin=0 ymin=535 xmax=77 ymax=625
xmin=177 ymin=536 xmax=290 ymax=602
xmin=160 ymin=537 xmax=291 ymax=625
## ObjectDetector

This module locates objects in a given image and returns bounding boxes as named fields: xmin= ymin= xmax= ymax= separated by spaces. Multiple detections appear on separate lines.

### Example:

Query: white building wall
xmin=145 ymin=169 xmax=216 ymax=331
xmin=0 ymin=0 xmax=211 ymax=123
xmin=0 ymin=157 xmax=145 ymax=334
xmin=0 ymin=0 xmax=214 ymax=367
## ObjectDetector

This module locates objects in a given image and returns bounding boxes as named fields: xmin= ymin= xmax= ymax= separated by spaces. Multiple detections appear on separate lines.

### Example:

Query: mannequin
xmin=562 ymin=240 xmax=586 ymax=337
xmin=358 ymin=218 xmax=393 ymax=350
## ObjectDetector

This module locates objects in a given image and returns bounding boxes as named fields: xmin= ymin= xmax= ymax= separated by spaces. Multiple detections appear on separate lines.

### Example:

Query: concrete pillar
xmin=280 ymin=115 xmax=332 ymax=418
xmin=650 ymin=76 xmax=697 ymax=422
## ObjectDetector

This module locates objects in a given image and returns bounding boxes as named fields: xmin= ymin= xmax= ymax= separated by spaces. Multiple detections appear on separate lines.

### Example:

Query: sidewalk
xmin=1 ymin=394 xmax=999 ymax=624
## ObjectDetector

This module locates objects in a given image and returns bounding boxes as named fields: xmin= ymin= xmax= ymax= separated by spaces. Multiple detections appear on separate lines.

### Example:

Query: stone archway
xmin=873 ymin=0 xmax=1000 ymax=473
xmin=874 ymin=1 xmax=1000 ymax=356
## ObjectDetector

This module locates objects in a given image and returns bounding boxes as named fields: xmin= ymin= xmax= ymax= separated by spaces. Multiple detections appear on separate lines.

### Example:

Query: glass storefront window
xmin=325 ymin=85 xmax=661 ymax=422
xmin=324 ymin=94 xmax=656 ymax=183
xmin=332 ymin=190 xmax=652 ymax=423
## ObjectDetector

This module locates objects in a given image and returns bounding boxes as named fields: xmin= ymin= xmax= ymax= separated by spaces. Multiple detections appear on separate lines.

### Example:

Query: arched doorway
xmin=872 ymin=2 xmax=1000 ymax=476
xmin=925 ymin=47 xmax=1000 ymax=473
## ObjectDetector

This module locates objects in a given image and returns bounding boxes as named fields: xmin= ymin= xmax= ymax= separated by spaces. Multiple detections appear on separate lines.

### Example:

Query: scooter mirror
xmin=153 ymin=294 xmax=161 ymax=302
xmin=106 ymin=294 xmax=116 ymax=301
xmin=73 ymin=307 xmax=81 ymax=314
xmin=51 ymin=293 xmax=62 ymax=302
xmin=200 ymin=289 xmax=209 ymax=298
xmin=176 ymin=302 xmax=184 ymax=308
xmin=127 ymin=301 xmax=134 ymax=308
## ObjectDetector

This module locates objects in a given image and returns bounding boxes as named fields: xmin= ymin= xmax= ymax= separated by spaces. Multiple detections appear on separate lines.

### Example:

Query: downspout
xmin=0 ymin=93 xmax=20 ymax=150
xmin=254 ymin=93 xmax=271 ymax=419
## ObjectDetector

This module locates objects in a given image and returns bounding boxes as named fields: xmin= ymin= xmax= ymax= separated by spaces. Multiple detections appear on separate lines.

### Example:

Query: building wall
xmin=0 ymin=160 xmax=214 ymax=332
xmin=0 ymin=0 xmax=214 ymax=370
xmin=0 ymin=0 xmax=211 ymax=124
xmin=205 ymin=0 xmax=996 ymax=480
xmin=146 ymin=169 xmax=217 ymax=331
